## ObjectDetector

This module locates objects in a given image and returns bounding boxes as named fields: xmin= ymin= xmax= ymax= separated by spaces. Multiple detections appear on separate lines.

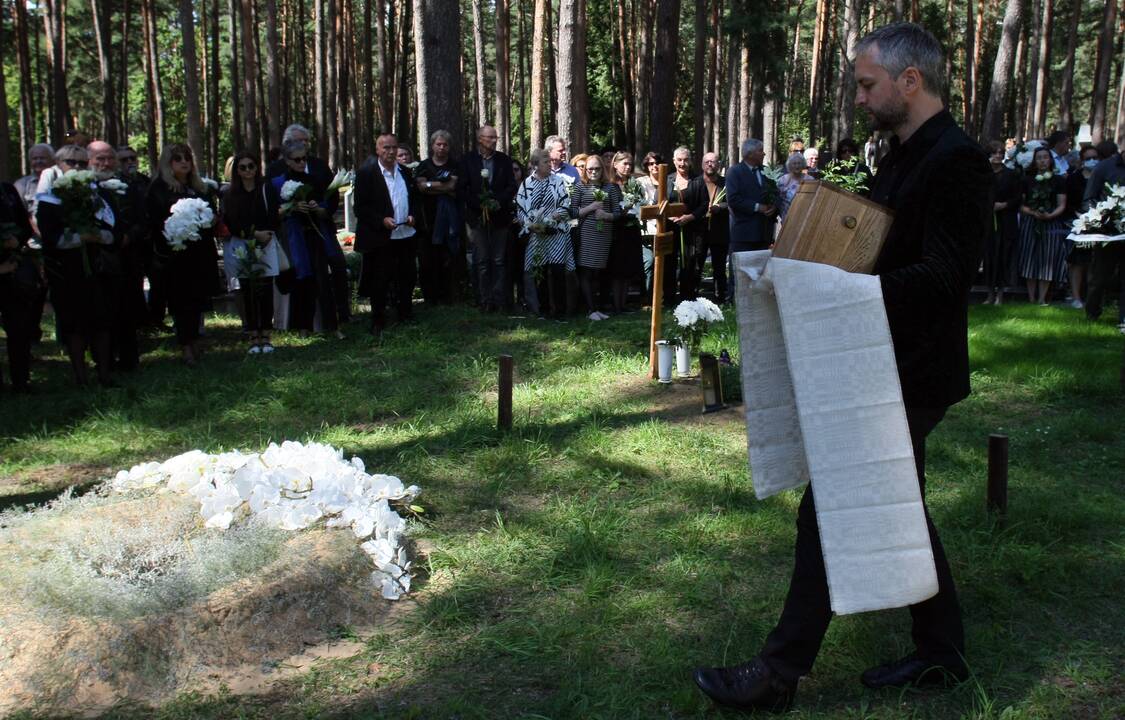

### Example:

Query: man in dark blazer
xmin=725 ymin=139 xmax=777 ymax=253
xmin=680 ymin=151 xmax=730 ymax=303
xmin=353 ymin=133 xmax=417 ymax=336
xmin=695 ymin=23 xmax=992 ymax=713
xmin=460 ymin=125 xmax=519 ymax=312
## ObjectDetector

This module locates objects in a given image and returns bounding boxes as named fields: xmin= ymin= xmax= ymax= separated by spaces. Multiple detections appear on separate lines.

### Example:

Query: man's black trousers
xmin=760 ymin=406 xmax=965 ymax=683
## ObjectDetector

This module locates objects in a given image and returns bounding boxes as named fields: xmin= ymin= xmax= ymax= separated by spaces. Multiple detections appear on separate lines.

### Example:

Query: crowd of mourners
xmin=0 ymin=121 xmax=1123 ymax=394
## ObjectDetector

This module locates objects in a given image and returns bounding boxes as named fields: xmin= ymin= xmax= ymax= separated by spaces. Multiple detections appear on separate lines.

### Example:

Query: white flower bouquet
xmin=279 ymin=179 xmax=311 ymax=214
xmin=523 ymin=206 xmax=568 ymax=238
xmin=163 ymin=198 xmax=214 ymax=251
xmin=1069 ymin=184 xmax=1125 ymax=245
xmin=98 ymin=178 xmax=129 ymax=195
xmin=672 ymin=296 xmax=725 ymax=351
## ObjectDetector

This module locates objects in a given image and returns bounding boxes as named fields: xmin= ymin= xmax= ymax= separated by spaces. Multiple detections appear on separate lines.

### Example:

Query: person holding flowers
xmin=1016 ymin=146 xmax=1068 ymax=305
xmin=145 ymin=143 xmax=221 ymax=366
xmin=273 ymin=139 xmax=348 ymax=338
xmin=607 ymin=151 xmax=644 ymax=313
xmin=683 ymin=151 xmax=731 ymax=304
xmin=460 ymin=125 xmax=518 ymax=313
xmin=516 ymin=148 xmax=573 ymax=319
xmin=36 ymin=148 xmax=123 ymax=385
xmin=569 ymin=154 xmax=622 ymax=320
xmin=222 ymin=150 xmax=282 ymax=354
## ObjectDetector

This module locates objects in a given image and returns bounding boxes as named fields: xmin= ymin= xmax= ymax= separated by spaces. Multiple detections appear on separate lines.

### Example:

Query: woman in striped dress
xmin=1017 ymin=147 xmax=1068 ymax=305
xmin=516 ymin=148 xmax=573 ymax=318
xmin=570 ymin=155 xmax=622 ymax=320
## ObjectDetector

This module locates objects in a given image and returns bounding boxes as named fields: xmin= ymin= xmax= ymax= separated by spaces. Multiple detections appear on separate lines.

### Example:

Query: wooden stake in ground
xmin=639 ymin=164 xmax=686 ymax=378
xmin=987 ymin=433 xmax=1009 ymax=516
xmin=498 ymin=354 xmax=513 ymax=431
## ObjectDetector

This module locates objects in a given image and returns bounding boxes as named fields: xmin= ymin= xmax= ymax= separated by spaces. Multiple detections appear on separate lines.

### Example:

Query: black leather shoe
xmin=861 ymin=654 xmax=968 ymax=690
xmin=693 ymin=657 xmax=796 ymax=713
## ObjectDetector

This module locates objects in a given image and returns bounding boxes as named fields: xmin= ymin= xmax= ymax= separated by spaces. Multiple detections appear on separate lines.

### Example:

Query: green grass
xmin=1 ymin=300 xmax=1123 ymax=719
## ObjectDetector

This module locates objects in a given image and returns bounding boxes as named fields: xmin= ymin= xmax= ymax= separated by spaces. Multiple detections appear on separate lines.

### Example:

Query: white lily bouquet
xmin=163 ymin=198 xmax=214 ymax=251
xmin=326 ymin=169 xmax=355 ymax=196
xmin=672 ymin=296 xmax=725 ymax=351
xmin=1069 ymin=183 xmax=1125 ymax=245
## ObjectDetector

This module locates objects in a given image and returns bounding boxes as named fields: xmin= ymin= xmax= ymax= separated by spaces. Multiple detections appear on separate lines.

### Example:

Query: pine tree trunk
xmin=704 ymin=0 xmax=719 ymax=156
xmin=262 ymin=0 xmax=281 ymax=148
xmin=725 ymin=24 xmax=740 ymax=165
xmin=1056 ymin=0 xmax=1080 ymax=133
xmin=145 ymin=0 xmax=166 ymax=151
xmin=648 ymin=0 xmax=679 ymax=159
xmin=1089 ymin=0 xmax=1118 ymax=142
xmin=14 ymin=0 xmax=36 ymax=172
xmin=180 ymin=0 xmax=204 ymax=155
xmin=89 ymin=0 xmax=119 ymax=143
xmin=414 ymin=0 xmax=463 ymax=156
xmin=982 ymin=0 xmax=1022 ymax=142
xmin=141 ymin=0 xmax=157 ymax=167
xmin=375 ymin=0 xmax=391 ymax=134
xmin=691 ymin=0 xmax=706 ymax=162
xmin=228 ymin=0 xmax=243 ymax=150
xmin=43 ymin=0 xmax=70 ymax=144
xmin=239 ymin=0 xmax=260 ymax=156
xmin=325 ymin=0 xmax=338 ymax=165
xmin=1116 ymin=46 xmax=1125 ymax=143
xmin=314 ymin=0 xmax=327 ymax=155
xmin=209 ymin=0 xmax=221 ymax=169
xmin=961 ymin=0 xmax=974 ymax=124
xmin=394 ymin=0 xmax=411 ymax=140
xmin=0 ymin=5 xmax=10 ymax=179
xmin=518 ymin=0 xmax=528 ymax=158
xmin=545 ymin=0 xmax=557 ymax=133
xmin=738 ymin=42 xmax=751 ymax=145
xmin=530 ymin=0 xmax=548 ymax=152
xmin=634 ymin=0 xmax=653 ymax=159
xmin=1030 ymin=0 xmax=1052 ymax=136
xmin=557 ymin=0 xmax=589 ymax=153
xmin=495 ymin=0 xmax=510 ymax=151
xmin=809 ymin=0 xmax=828 ymax=145
xmin=1022 ymin=0 xmax=1040 ymax=138
xmin=472 ymin=0 xmax=487 ymax=127
xmin=616 ymin=0 xmax=634 ymax=153
xmin=835 ymin=0 xmax=860 ymax=144
xmin=711 ymin=0 xmax=724 ymax=155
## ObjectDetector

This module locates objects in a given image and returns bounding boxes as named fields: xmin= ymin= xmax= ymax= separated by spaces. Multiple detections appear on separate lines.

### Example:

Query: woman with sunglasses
xmin=222 ymin=150 xmax=281 ymax=354
xmin=273 ymin=139 xmax=346 ymax=339
xmin=34 ymin=145 xmax=89 ymax=201
xmin=569 ymin=154 xmax=622 ymax=321
xmin=145 ymin=143 xmax=220 ymax=366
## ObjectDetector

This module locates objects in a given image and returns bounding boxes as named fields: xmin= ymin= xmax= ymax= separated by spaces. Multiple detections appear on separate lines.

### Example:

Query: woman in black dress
xmin=1017 ymin=147 xmax=1068 ymax=306
xmin=608 ymin=151 xmax=644 ymax=313
xmin=222 ymin=150 xmax=282 ymax=353
xmin=0 ymin=181 xmax=38 ymax=392
xmin=36 ymin=151 xmax=123 ymax=385
xmin=983 ymin=141 xmax=1022 ymax=305
xmin=145 ymin=143 xmax=220 ymax=366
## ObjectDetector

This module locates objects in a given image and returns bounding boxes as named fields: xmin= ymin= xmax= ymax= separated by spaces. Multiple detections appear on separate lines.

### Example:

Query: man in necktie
xmin=725 ymin=139 xmax=777 ymax=255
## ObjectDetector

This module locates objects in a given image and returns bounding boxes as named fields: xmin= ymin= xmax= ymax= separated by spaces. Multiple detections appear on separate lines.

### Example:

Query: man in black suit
xmin=695 ymin=23 xmax=992 ymax=713
xmin=725 ymin=139 xmax=777 ymax=254
xmin=460 ymin=125 xmax=518 ymax=312
xmin=353 ymin=134 xmax=417 ymax=336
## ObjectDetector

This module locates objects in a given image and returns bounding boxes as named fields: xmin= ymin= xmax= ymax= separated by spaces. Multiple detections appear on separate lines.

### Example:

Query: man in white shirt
xmin=354 ymin=134 xmax=417 ymax=336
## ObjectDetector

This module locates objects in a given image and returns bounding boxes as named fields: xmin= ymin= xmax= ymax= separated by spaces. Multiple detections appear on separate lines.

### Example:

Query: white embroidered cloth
xmin=733 ymin=250 xmax=939 ymax=615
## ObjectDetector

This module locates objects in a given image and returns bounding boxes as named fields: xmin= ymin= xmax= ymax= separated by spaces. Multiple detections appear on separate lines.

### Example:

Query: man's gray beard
xmin=868 ymin=98 xmax=908 ymax=132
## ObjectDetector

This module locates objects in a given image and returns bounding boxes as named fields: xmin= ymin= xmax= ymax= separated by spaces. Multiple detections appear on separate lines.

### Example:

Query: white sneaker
xmin=588 ymin=312 xmax=604 ymax=321
xmin=1071 ymin=299 xmax=1084 ymax=309
xmin=248 ymin=344 xmax=262 ymax=355
xmin=260 ymin=343 xmax=275 ymax=354
xmin=594 ymin=311 xmax=610 ymax=320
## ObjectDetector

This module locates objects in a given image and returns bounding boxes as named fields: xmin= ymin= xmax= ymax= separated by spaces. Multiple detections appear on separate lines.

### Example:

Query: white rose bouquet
xmin=163 ymin=198 xmax=214 ymax=252
xmin=672 ymin=297 xmax=725 ymax=351
xmin=98 ymin=178 xmax=129 ymax=195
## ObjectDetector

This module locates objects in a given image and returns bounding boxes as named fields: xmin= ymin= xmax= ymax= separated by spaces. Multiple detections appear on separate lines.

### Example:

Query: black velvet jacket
xmin=870 ymin=109 xmax=992 ymax=409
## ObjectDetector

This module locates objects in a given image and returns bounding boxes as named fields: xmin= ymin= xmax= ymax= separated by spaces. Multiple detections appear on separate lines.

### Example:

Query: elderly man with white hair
xmin=14 ymin=144 xmax=55 ymax=213
xmin=724 ymin=138 xmax=777 ymax=255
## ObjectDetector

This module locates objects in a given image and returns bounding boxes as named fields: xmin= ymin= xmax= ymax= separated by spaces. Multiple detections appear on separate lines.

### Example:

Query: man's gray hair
xmin=55 ymin=144 xmax=86 ymax=161
xmin=529 ymin=147 xmax=551 ymax=166
xmin=740 ymin=139 xmax=764 ymax=159
xmin=544 ymin=135 xmax=564 ymax=150
xmin=786 ymin=152 xmax=808 ymax=173
xmin=855 ymin=22 xmax=946 ymax=96
xmin=282 ymin=124 xmax=311 ymax=144
xmin=281 ymin=139 xmax=308 ymax=158
xmin=28 ymin=142 xmax=54 ymax=156
xmin=429 ymin=129 xmax=452 ymax=147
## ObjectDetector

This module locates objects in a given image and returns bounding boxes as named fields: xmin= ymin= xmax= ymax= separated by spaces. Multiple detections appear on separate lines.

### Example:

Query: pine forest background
xmin=0 ymin=0 xmax=1123 ymax=180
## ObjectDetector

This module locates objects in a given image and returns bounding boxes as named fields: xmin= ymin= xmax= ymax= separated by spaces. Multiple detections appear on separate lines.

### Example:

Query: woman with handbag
xmin=221 ymin=150 xmax=282 ymax=354
xmin=145 ymin=143 xmax=220 ymax=366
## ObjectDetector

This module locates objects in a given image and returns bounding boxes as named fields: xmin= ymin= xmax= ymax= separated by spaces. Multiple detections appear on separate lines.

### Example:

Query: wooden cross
xmin=639 ymin=164 xmax=687 ymax=378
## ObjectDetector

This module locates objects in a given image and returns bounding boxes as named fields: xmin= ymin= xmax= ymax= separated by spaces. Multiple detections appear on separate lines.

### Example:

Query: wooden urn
xmin=772 ymin=180 xmax=894 ymax=274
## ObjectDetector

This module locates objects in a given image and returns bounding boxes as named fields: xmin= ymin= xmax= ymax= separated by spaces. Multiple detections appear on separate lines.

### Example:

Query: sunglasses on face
xmin=62 ymin=159 xmax=88 ymax=168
